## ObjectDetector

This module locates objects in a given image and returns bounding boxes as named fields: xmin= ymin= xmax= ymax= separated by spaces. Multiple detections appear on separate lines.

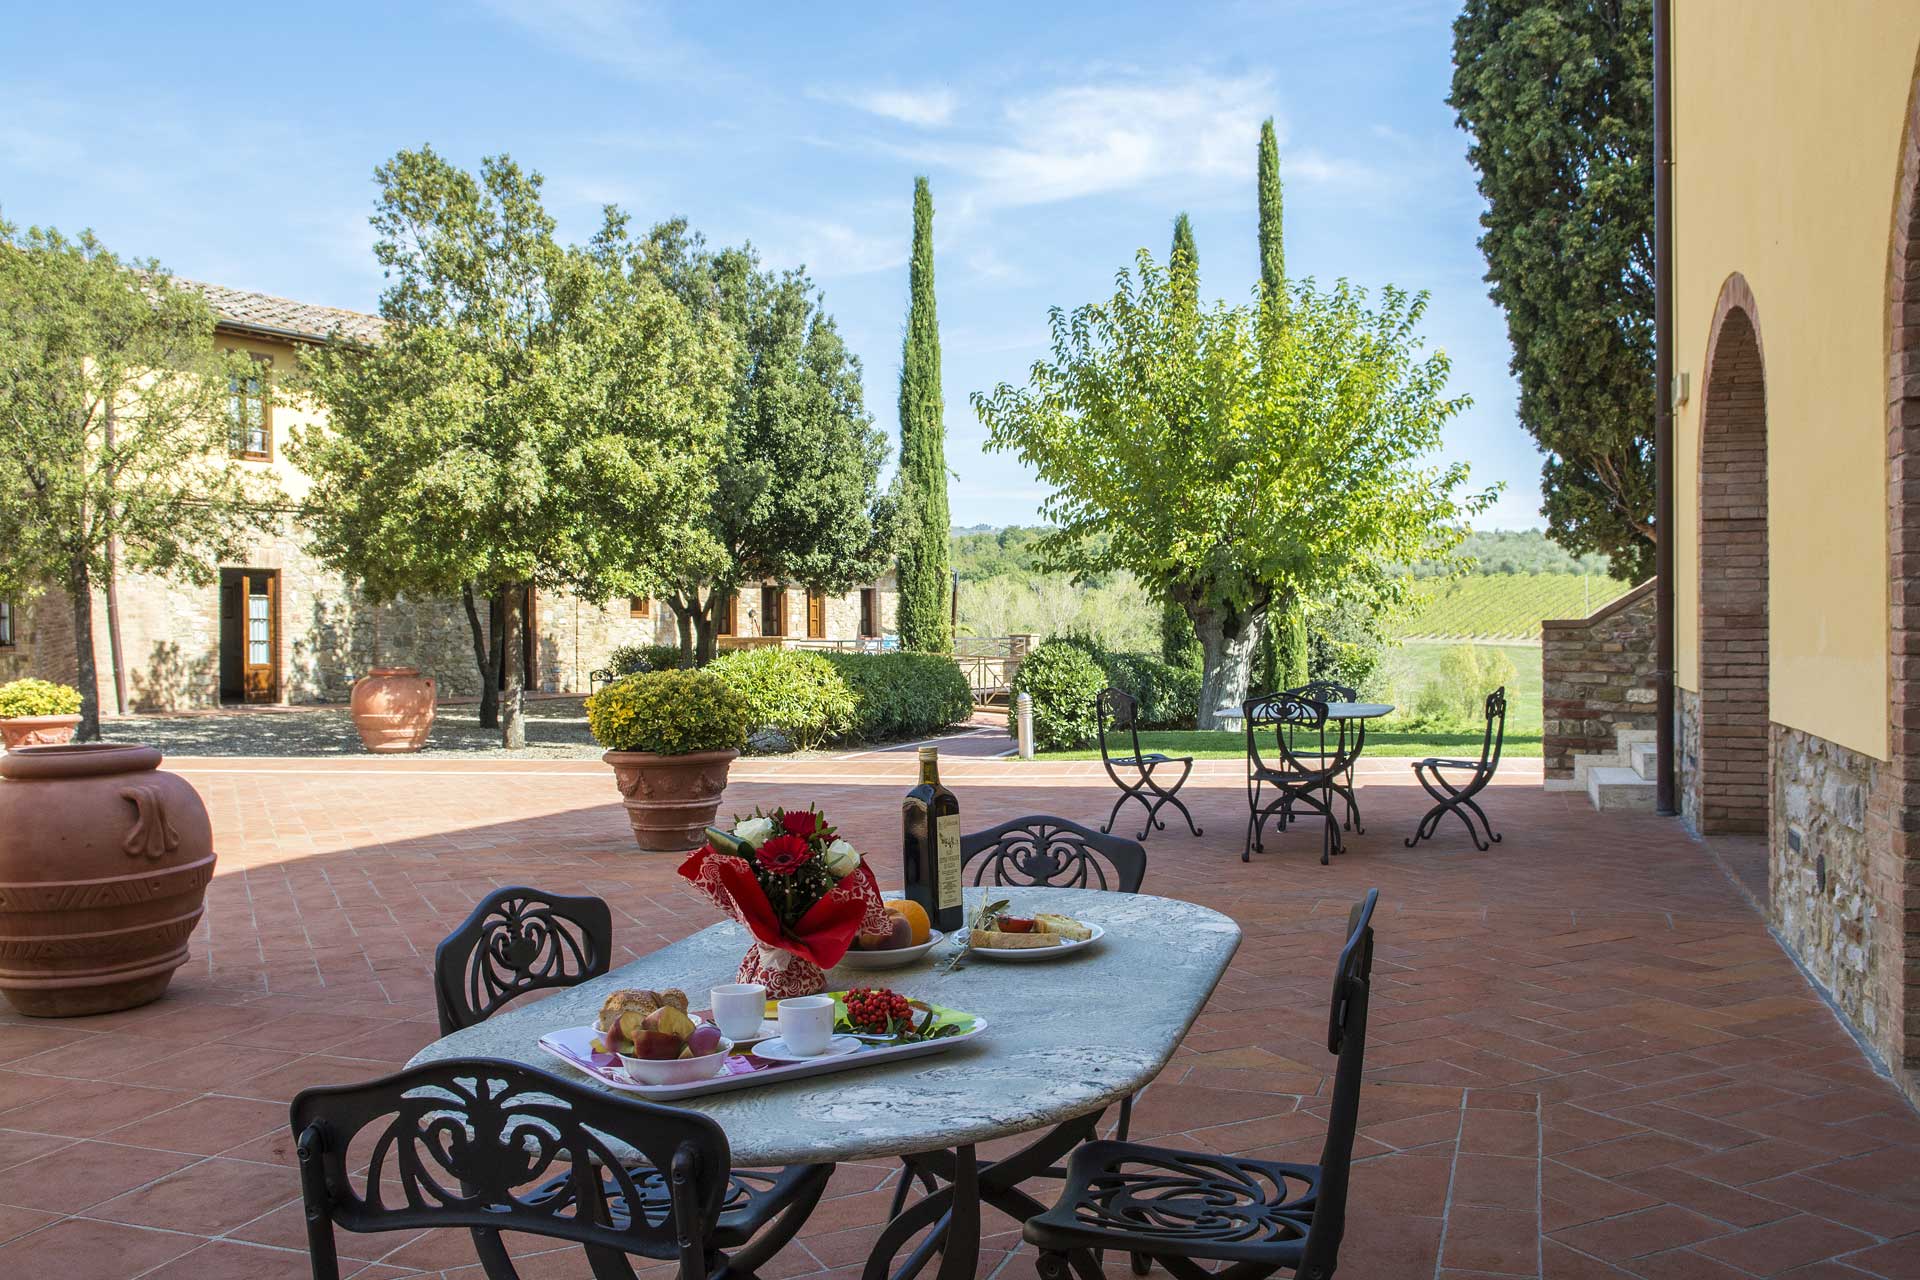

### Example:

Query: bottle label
xmin=936 ymin=813 xmax=963 ymax=911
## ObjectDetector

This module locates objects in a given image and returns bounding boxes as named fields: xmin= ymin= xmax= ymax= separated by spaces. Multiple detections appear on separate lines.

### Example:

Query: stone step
xmin=1614 ymin=726 xmax=1657 ymax=749
xmin=1629 ymin=741 xmax=1657 ymax=782
xmin=1588 ymin=766 xmax=1657 ymax=812
xmin=1570 ymin=751 xmax=1623 ymax=788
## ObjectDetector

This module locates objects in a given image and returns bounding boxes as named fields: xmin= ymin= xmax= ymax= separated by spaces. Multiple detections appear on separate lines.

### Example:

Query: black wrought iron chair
xmin=885 ymin=816 xmax=1150 ymax=1224
xmin=1282 ymin=681 xmax=1364 ymax=834
xmin=434 ymin=887 xmax=615 ymax=1036
xmin=432 ymin=888 xmax=827 ymax=1271
xmin=1096 ymin=688 xmax=1202 ymax=841
xmin=1244 ymin=694 xmax=1351 ymax=866
xmin=292 ymin=1057 xmax=830 ymax=1280
xmin=1022 ymin=889 xmax=1379 ymax=1280
xmin=1406 ymin=687 xmax=1507 ymax=852
xmin=960 ymin=813 xmax=1148 ymax=894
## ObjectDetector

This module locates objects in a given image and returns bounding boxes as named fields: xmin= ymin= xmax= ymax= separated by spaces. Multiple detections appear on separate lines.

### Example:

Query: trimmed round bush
xmin=1010 ymin=640 xmax=1108 ymax=751
xmin=707 ymin=647 xmax=856 ymax=751
xmin=1099 ymin=651 xmax=1200 ymax=730
xmin=0 ymin=679 xmax=82 ymax=720
xmin=823 ymin=651 xmax=973 ymax=742
xmin=585 ymin=668 xmax=747 ymax=755
xmin=606 ymin=642 xmax=688 ymax=678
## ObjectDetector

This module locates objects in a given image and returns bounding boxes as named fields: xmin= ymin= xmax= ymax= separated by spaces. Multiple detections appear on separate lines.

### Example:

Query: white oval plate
xmin=968 ymin=922 xmax=1105 ymax=963
xmin=836 ymin=929 xmax=946 ymax=970
xmin=751 ymin=1034 xmax=861 ymax=1063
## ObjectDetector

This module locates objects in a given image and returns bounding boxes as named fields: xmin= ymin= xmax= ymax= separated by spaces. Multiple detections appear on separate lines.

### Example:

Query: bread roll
xmin=971 ymin=928 xmax=1062 ymax=950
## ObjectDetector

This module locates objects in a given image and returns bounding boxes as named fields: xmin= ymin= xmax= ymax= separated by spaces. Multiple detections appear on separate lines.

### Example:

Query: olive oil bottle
xmin=902 ymin=746 xmax=964 ymax=932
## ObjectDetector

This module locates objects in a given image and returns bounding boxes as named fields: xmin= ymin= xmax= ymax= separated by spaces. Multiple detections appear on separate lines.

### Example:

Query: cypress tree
xmin=1161 ymin=212 xmax=1204 ymax=669
xmin=1257 ymin=116 xmax=1308 ymax=690
xmin=895 ymin=175 xmax=951 ymax=653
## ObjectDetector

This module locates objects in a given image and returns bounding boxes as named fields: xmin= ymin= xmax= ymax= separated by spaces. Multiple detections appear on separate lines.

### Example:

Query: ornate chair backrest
xmin=434 ymin=888 xmax=614 ymax=1035
xmin=1301 ymin=889 xmax=1378 ymax=1278
xmin=1243 ymin=694 xmax=1341 ymax=781
xmin=292 ymin=1058 xmax=731 ymax=1280
xmin=959 ymin=815 xmax=1147 ymax=894
xmin=1287 ymin=680 xmax=1357 ymax=705
xmin=1095 ymin=687 xmax=1146 ymax=767
xmin=1478 ymin=687 xmax=1508 ymax=775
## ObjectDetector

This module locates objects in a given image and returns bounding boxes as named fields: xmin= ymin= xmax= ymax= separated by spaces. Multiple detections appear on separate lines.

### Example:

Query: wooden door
xmin=241 ymin=572 xmax=277 ymax=703
xmin=761 ymin=585 xmax=786 ymax=637
xmin=807 ymin=589 xmax=826 ymax=639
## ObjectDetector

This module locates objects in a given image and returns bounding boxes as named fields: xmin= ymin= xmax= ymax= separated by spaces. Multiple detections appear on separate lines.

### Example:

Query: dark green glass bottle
xmin=902 ymin=746 xmax=964 ymax=932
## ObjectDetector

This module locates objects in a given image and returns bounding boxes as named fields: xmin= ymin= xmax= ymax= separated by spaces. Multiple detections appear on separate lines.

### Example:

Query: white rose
xmin=732 ymin=816 xmax=775 ymax=848
xmin=822 ymin=838 xmax=862 ymax=878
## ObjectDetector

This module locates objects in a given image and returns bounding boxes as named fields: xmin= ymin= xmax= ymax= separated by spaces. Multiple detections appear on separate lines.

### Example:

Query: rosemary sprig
xmin=939 ymin=897 xmax=1009 ymax=973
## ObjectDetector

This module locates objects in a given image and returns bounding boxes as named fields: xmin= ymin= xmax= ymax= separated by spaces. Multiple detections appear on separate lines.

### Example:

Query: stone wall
xmin=12 ymin=525 xmax=900 ymax=711
xmin=1679 ymin=688 xmax=1703 ymax=833
xmin=1773 ymin=725 xmax=1882 ymax=1042
xmin=1541 ymin=580 xmax=1658 ymax=780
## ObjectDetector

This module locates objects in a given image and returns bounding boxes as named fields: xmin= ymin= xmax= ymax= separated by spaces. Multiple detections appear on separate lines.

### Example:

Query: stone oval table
xmin=411 ymin=886 xmax=1241 ymax=1280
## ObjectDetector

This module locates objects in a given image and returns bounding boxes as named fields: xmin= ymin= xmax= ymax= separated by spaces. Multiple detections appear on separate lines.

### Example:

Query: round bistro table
xmin=411 ymin=886 xmax=1242 ymax=1280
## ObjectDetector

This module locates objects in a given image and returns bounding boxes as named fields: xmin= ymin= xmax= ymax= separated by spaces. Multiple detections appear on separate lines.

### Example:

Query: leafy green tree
xmin=633 ymin=223 xmax=895 ymax=664
xmin=0 ymin=222 xmax=282 ymax=739
xmin=294 ymin=148 xmax=731 ymax=745
xmin=975 ymin=253 xmax=1493 ymax=726
xmin=1450 ymin=0 xmax=1654 ymax=581
xmin=1257 ymin=117 xmax=1286 ymax=301
xmin=1252 ymin=115 xmax=1311 ymax=689
xmin=895 ymin=176 xmax=951 ymax=653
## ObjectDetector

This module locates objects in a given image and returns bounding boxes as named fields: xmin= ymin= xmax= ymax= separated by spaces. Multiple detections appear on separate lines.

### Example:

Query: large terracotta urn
xmin=0 ymin=715 xmax=81 ymax=751
xmin=603 ymin=749 xmax=738 ymax=852
xmin=349 ymin=666 xmax=436 ymax=753
xmin=0 ymin=743 xmax=216 ymax=1017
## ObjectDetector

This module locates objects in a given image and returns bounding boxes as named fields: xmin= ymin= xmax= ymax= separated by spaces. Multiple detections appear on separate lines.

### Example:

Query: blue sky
xmin=0 ymin=0 xmax=1545 ymax=530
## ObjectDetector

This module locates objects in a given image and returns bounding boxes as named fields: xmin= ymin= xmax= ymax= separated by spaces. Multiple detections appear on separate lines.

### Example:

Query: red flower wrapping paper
xmin=677 ymin=843 xmax=892 ymax=998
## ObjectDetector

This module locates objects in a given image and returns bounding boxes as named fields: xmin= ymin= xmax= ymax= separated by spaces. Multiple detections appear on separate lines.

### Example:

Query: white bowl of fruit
xmin=840 ymin=901 xmax=943 ymax=970
xmin=593 ymin=988 xmax=735 ymax=1086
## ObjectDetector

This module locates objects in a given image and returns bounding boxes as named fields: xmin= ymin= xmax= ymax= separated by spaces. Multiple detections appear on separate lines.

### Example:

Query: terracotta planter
xmin=603 ymin=749 xmax=738 ymax=852
xmin=0 ymin=715 xmax=80 ymax=751
xmin=349 ymin=667 xmax=436 ymax=753
xmin=0 ymin=743 xmax=216 ymax=1017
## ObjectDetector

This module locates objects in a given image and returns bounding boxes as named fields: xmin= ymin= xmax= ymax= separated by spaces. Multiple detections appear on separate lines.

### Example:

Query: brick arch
xmin=1696 ymin=273 xmax=1769 ymax=836
xmin=1881 ymin=51 xmax=1920 ymax=1071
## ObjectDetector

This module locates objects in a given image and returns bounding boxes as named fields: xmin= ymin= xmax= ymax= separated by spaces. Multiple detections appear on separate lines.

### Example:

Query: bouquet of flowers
xmin=677 ymin=805 xmax=891 ymax=998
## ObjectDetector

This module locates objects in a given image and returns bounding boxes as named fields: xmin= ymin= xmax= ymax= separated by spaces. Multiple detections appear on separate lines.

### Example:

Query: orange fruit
xmin=891 ymin=899 xmax=932 ymax=945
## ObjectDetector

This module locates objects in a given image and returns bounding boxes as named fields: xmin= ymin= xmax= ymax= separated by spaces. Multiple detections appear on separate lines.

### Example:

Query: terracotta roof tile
xmin=184 ymin=280 xmax=384 ymax=344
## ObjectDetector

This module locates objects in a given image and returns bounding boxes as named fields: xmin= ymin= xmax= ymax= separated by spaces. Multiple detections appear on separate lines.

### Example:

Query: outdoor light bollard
xmin=1016 ymin=692 xmax=1035 ymax=760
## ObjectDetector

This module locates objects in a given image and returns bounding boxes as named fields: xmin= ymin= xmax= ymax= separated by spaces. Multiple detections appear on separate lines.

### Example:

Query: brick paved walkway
xmin=1 ymin=752 xmax=1917 ymax=1279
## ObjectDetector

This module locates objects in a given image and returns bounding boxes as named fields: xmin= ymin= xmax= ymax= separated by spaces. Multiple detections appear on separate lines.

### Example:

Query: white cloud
xmin=875 ymin=73 xmax=1293 ymax=209
xmin=814 ymin=86 xmax=959 ymax=128
xmin=475 ymin=0 xmax=710 ymax=83
xmin=757 ymin=217 xmax=907 ymax=280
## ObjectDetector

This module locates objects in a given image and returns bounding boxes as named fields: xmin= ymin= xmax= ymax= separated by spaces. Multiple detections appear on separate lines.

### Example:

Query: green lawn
xmin=1039 ymin=727 xmax=1539 ymax=761
xmin=1038 ymin=639 xmax=1544 ymax=761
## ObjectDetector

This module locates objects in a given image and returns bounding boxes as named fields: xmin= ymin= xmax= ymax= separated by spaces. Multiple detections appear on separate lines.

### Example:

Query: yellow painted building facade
xmin=1670 ymin=2 xmax=1920 ymax=1080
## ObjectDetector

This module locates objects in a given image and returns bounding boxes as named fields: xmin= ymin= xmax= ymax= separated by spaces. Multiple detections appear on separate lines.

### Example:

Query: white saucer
xmin=713 ymin=1018 xmax=778 ymax=1046
xmin=750 ymin=1034 xmax=861 ymax=1063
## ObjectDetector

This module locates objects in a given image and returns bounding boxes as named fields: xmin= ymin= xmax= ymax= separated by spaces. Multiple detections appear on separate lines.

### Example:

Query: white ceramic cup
xmin=776 ymin=995 xmax=836 ymax=1056
xmin=710 ymin=983 xmax=767 ymax=1041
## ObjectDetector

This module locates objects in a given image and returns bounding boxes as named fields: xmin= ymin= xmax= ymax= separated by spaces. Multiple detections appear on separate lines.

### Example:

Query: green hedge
xmin=1011 ymin=638 xmax=1200 ymax=751
xmin=606 ymin=642 xmax=687 ymax=677
xmin=707 ymin=648 xmax=856 ymax=751
xmin=823 ymin=651 xmax=973 ymax=741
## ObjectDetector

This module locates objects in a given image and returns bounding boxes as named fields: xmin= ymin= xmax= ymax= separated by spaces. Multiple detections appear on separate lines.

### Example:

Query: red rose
xmin=757 ymin=833 xmax=815 ymax=875
xmin=781 ymin=809 xmax=820 ymax=839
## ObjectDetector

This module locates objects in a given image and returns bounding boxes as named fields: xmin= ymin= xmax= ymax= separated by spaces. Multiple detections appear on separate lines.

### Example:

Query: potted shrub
xmin=0 ymin=679 xmax=84 ymax=750
xmin=348 ymin=666 xmax=436 ymax=752
xmin=587 ymin=668 xmax=747 ymax=852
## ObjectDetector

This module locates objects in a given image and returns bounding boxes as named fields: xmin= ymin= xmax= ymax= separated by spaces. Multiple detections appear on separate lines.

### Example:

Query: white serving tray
xmin=538 ymin=1014 xmax=988 ymax=1101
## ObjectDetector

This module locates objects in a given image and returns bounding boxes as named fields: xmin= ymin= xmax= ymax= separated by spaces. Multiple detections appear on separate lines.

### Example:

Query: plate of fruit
xmin=590 ymin=988 xmax=733 ymax=1086
xmin=838 ymin=899 xmax=943 ymax=969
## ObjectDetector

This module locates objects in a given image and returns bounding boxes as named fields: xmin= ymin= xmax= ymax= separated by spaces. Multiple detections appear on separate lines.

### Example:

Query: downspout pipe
xmin=1653 ymin=0 xmax=1678 ymax=816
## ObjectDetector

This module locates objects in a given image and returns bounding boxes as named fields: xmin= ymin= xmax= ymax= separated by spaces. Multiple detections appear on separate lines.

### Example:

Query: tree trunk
xmin=501 ymin=582 xmax=526 ymax=749
xmin=693 ymin=606 xmax=718 ymax=667
xmin=460 ymin=583 xmax=500 ymax=729
xmin=1195 ymin=602 xmax=1267 ymax=730
xmin=69 ymin=553 xmax=101 ymax=741
xmin=673 ymin=601 xmax=694 ymax=666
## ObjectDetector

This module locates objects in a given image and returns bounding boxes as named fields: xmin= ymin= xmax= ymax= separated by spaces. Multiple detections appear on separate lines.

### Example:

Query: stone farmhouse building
xmin=0 ymin=283 xmax=898 ymax=710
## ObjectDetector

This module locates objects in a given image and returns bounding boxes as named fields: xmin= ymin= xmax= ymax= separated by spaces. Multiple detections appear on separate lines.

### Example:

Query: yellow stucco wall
xmin=1673 ymin=1 xmax=1920 ymax=760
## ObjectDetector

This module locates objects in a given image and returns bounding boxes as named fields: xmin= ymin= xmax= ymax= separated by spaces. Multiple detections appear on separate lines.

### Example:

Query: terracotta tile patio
xmin=1 ymin=746 xmax=1915 ymax=1279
